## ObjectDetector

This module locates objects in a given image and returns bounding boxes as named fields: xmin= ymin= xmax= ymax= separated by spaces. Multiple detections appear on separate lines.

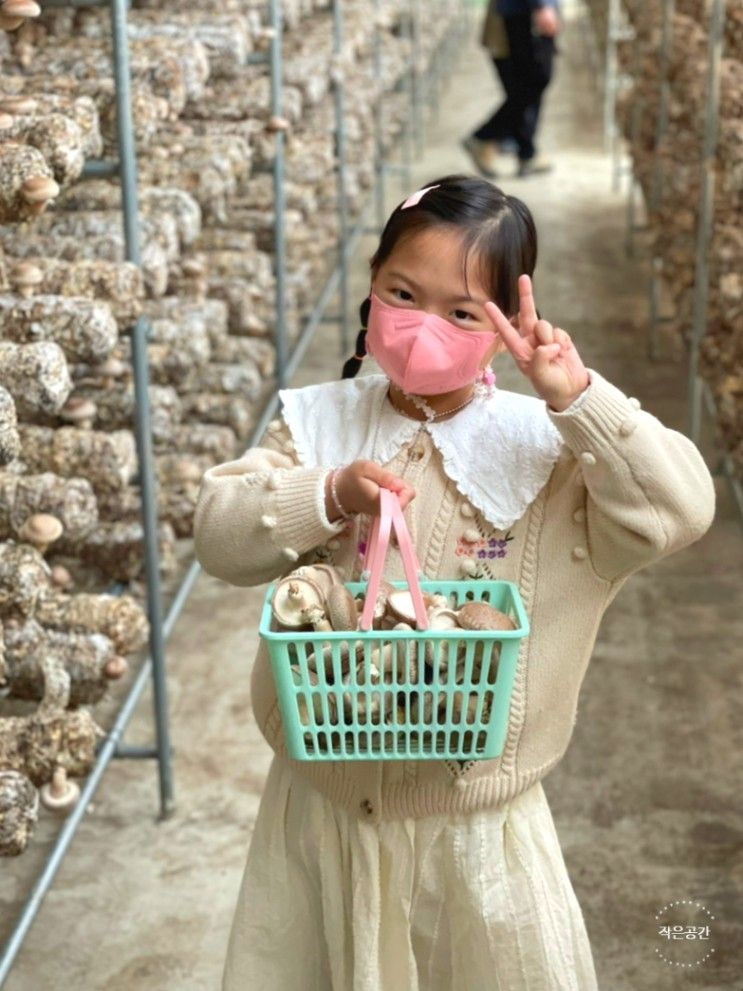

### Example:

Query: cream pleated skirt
xmin=222 ymin=756 xmax=598 ymax=991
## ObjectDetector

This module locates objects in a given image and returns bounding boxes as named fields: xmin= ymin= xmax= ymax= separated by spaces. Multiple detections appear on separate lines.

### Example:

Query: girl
xmin=194 ymin=175 xmax=715 ymax=991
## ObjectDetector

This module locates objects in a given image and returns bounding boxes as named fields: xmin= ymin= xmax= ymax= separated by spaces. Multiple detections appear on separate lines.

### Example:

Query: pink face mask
xmin=366 ymin=291 xmax=496 ymax=396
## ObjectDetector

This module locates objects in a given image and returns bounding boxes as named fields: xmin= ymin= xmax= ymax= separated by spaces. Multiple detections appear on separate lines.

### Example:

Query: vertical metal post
xmin=688 ymin=0 xmax=726 ymax=443
xmin=603 ymin=0 xmax=619 ymax=154
xmin=270 ymin=0 xmax=288 ymax=389
xmin=401 ymin=0 xmax=415 ymax=192
xmin=332 ymin=0 xmax=350 ymax=355
xmin=411 ymin=0 xmax=424 ymax=158
xmin=110 ymin=0 xmax=173 ymax=819
xmin=647 ymin=0 xmax=675 ymax=359
xmin=373 ymin=0 xmax=386 ymax=231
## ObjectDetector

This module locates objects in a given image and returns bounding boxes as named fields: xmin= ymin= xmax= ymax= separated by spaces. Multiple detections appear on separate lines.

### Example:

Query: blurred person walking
xmin=463 ymin=0 xmax=560 ymax=178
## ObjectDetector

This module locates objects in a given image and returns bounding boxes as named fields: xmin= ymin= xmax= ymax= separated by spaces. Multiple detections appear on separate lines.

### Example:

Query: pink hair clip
xmin=401 ymin=184 xmax=440 ymax=209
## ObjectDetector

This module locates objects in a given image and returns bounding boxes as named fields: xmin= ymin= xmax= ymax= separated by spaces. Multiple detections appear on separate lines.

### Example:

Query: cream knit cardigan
xmin=193 ymin=369 xmax=716 ymax=822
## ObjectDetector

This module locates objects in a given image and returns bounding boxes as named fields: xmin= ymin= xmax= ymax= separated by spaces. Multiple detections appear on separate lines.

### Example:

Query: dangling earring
xmin=475 ymin=366 xmax=496 ymax=399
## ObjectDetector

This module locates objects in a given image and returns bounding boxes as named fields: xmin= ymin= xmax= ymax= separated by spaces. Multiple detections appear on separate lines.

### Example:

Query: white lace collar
xmin=279 ymin=374 xmax=564 ymax=530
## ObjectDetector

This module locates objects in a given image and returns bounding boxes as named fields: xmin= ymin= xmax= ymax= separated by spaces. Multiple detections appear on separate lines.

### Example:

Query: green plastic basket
xmin=259 ymin=578 xmax=530 ymax=761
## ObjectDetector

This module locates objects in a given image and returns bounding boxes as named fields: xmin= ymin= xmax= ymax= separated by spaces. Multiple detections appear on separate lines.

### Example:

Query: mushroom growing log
xmin=0 ymin=340 xmax=72 ymax=417
xmin=0 ymin=704 xmax=103 ymax=786
xmin=0 ymin=471 xmax=98 ymax=542
xmin=0 ymin=387 xmax=21 ymax=465
xmin=10 ymin=258 xmax=144 ymax=326
xmin=15 ymin=424 xmax=137 ymax=493
xmin=0 ymin=770 xmax=38 ymax=857
xmin=54 ymin=519 xmax=178 ymax=581
xmin=0 ymin=93 xmax=103 ymax=157
xmin=35 ymin=588 xmax=148 ymax=655
xmin=0 ymin=112 xmax=86 ymax=185
xmin=0 ymin=142 xmax=58 ymax=222
xmin=0 ymin=294 xmax=118 ymax=363
xmin=0 ymin=542 xmax=51 ymax=619
xmin=2 ymin=618 xmax=122 ymax=705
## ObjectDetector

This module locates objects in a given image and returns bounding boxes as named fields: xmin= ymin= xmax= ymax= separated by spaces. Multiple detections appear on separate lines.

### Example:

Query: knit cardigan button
xmin=619 ymin=417 xmax=638 ymax=437
xmin=327 ymin=538 xmax=341 ymax=550
xmin=572 ymin=508 xmax=586 ymax=524
xmin=460 ymin=501 xmax=475 ymax=518
xmin=580 ymin=451 xmax=596 ymax=467
xmin=464 ymin=528 xmax=480 ymax=543
xmin=572 ymin=546 xmax=587 ymax=561
xmin=266 ymin=471 xmax=280 ymax=490
xmin=459 ymin=557 xmax=477 ymax=576
xmin=628 ymin=397 xmax=642 ymax=410
xmin=282 ymin=547 xmax=299 ymax=561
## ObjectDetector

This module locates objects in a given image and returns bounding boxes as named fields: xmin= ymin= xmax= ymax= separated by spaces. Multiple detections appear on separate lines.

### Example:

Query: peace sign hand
xmin=485 ymin=275 xmax=591 ymax=413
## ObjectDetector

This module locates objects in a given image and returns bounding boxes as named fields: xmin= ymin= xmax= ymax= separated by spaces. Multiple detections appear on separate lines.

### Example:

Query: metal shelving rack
xmin=592 ymin=0 xmax=742 ymax=529
xmin=0 ymin=0 xmax=470 ymax=983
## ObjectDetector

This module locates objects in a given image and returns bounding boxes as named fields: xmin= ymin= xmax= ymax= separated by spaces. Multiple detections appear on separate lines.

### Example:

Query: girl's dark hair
xmin=341 ymin=174 xmax=538 ymax=379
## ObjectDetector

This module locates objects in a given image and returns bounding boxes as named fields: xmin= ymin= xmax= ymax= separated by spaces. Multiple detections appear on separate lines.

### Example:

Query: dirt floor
xmin=2 ymin=5 xmax=742 ymax=990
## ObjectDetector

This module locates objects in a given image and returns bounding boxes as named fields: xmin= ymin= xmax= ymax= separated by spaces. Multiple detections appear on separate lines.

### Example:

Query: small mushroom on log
xmin=17 ymin=513 xmax=64 ymax=556
xmin=40 ymin=765 xmax=80 ymax=815
xmin=0 ymin=770 xmax=38 ymax=857
xmin=0 ymin=471 xmax=98 ymax=543
xmin=9 ymin=261 xmax=43 ymax=299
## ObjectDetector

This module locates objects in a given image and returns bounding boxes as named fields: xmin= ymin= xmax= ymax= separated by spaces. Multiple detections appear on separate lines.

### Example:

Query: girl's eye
xmin=453 ymin=309 xmax=474 ymax=321
xmin=392 ymin=288 xmax=414 ymax=302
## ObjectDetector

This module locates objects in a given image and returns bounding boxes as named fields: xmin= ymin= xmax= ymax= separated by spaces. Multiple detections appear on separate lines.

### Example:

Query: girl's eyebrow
xmin=387 ymin=271 xmax=487 ymax=307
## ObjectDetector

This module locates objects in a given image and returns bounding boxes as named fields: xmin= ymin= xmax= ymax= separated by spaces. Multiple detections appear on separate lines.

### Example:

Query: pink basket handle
xmin=359 ymin=488 xmax=429 ymax=632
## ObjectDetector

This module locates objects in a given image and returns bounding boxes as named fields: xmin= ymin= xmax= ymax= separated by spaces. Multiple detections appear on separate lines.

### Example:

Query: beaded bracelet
xmin=329 ymin=466 xmax=354 ymax=521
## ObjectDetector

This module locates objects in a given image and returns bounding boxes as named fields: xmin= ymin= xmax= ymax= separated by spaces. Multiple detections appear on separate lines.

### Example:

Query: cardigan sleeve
xmin=546 ymin=368 xmax=716 ymax=583
xmin=193 ymin=416 xmax=347 ymax=587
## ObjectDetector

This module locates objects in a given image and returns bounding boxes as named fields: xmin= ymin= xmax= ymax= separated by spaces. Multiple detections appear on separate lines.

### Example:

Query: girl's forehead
xmin=378 ymin=226 xmax=488 ymax=300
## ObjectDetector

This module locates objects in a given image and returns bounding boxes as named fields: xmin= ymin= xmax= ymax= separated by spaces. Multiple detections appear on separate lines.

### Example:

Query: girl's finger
xmin=518 ymin=275 xmax=539 ymax=333
xmin=532 ymin=342 xmax=561 ymax=376
xmin=534 ymin=319 xmax=555 ymax=346
xmin=554 ymin=328 xmax=573 ymax=350
xmin=484 ymin=301 xmax=530 ymax=361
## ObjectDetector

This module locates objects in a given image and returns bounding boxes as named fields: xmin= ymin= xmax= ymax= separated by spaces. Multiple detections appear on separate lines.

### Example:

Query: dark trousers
xmin=473 ymin=14 xmax=556 ymax=161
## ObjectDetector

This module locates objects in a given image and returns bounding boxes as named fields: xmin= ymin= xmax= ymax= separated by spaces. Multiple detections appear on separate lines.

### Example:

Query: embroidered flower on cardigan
xmin=455 ymin=530 xmax=514 ymax=559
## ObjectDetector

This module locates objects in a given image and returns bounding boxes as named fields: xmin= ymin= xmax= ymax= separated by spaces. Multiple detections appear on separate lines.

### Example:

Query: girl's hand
xmin=325 ymin=460 xmax=416 ymax=521
xmin=484 ymin=275 xmax=590 ymax=412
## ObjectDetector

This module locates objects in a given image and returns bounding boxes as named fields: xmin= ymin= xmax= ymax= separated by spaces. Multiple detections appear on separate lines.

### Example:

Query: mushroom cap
xmin=271 ymin=574 xmax=325 ymax=628
xmin=60 ymin=396 xmax=97 ymax=423
xmin=0 ymin=11 xmax=24 ymax=28
xmin=2 ymin=0 xmax=41 ymax=17
xmin=294 ymin=564 xmax=338 ymax=598
xmin=18 ymin=513 xmax=64 ymax=547
xmin=40 ymin=767 xmax=80 ymax=814
xmin=104 ymin=656 xmax=128 ymax=680
xmin=10 ymin=261 xmax=43 ymax=288
xmin=427 ymin=607 xmax=460 ymax=631
xmin=97 ymin=357 xmax=127 ymax=378
xmin=385 ymin=589 xmax=419 ymax=625
xmin=182 ymin=258 xmax=205 ymax=278
xmin=457 ymin=602 xmax=516 ymax=632
xmin=50 ymin=564 xmax=73 ymax=587
xmin=326 ymin=584 xmax=358 ymax=631
xmin=21 ymin=175 xmax=60 ymax=204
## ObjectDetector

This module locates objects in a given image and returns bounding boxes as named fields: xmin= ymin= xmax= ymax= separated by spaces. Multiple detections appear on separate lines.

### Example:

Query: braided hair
xmin=341 ymin=296 xmax=371 ymax=380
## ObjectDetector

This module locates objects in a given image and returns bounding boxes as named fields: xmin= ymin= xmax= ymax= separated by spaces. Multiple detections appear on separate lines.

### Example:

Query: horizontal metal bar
xmin=113 ymin=744 xmax=167 ymax=760
xmin=82 ymin=159 xmax=120 ymax=179
xmin=246 ymin=52 xmax=270 ymax=65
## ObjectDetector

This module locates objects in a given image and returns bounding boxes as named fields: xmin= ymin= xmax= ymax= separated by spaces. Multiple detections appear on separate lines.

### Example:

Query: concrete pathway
xmin=2 ymin=6 xmax=741 ymax=990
